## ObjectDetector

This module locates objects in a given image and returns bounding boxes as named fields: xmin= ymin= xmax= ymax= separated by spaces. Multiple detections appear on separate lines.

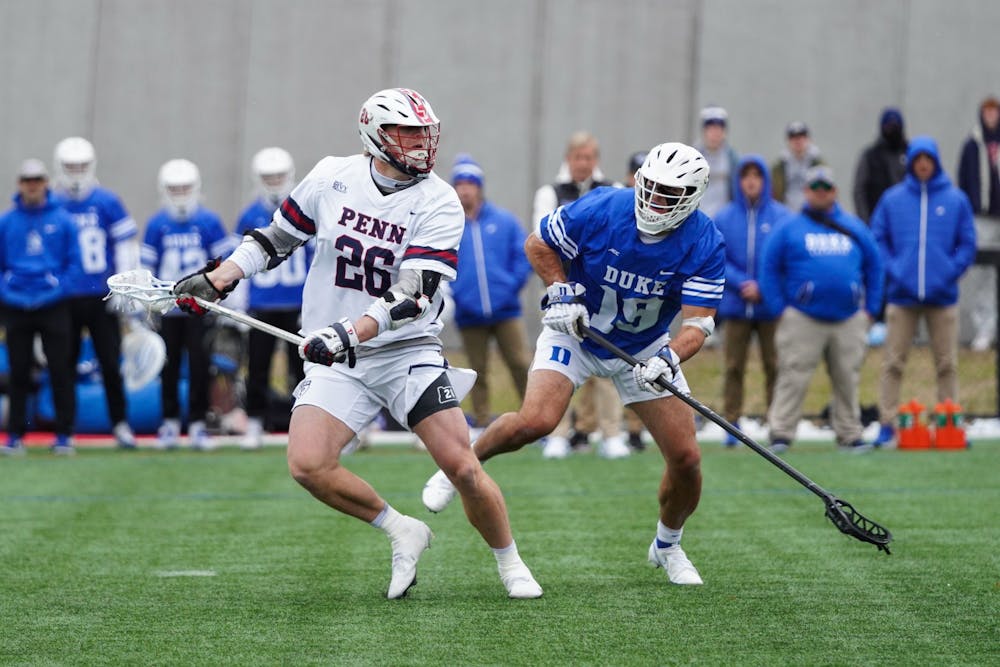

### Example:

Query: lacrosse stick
xmin=583 ymin=327 xmax=893 ymax=555
xmin=106 ymin=270 xmax=304 ymax=346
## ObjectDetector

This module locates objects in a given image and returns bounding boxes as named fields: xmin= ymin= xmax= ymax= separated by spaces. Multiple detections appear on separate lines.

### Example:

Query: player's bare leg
xmin=422 ymin=370 xmax=571 ymax=513
xmin=630 ymin=396 xmax=704 ymax=584
xmin=473 ymin=369 xmax=574 ymax=462
xmin=287 ymin=405 xmax=432 ymax=599
xmin=416 ymin=407 xmax=542 ymax=598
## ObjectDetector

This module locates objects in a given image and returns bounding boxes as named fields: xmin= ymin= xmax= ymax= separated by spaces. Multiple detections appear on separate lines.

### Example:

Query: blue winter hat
xmin=451 ymin=153 xmax=484 ymax=187
xmin=880 ymin=107 xmax=903 ymax=128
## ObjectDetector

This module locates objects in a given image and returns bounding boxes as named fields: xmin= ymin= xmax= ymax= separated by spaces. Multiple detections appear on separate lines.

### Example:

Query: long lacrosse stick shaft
xmin=584 ymin=326 xmax=891 ymax=553
xmin=192 ymin=297 xmax=304 ymax=346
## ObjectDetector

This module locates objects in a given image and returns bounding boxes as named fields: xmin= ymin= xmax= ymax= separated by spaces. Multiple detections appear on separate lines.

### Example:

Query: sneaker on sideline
xmin=873 ymin=423 xmax=896 ymax=449
xmin=541 ymin=435 xmax=570 ymax=459
xmin=387 ymin=517 xmax=433 ymax=599
xmin=647 ymin=541 xmax=703 ymax=585
xmin=840 ymin=439 xmax=872 ymax=453
xmin=1 ymin=436 xmax=26 ymax=456
xmin=51 ymin=434 xmax=75 ymax=456
xmin=723 ymin=431 xmax=739 ymax=447
xmin=498 ymin=563 xmax=543 ymax=599
xmin=421 ymin=469 xmax=457 ymax=513
xmin=189 ymin=420 xmax=214 ymax=451
xmin=113 ymin=421 xmax=137 ymax=449
xmin=598 ymin=434 xmax=631 ymax=459
xmin=156 ymin=418 xmax=181 ymax=450
xmin=768 ymin=439 xmax=790 ymax=454
xmin=241 ymin=417 xmax=263 ymax=450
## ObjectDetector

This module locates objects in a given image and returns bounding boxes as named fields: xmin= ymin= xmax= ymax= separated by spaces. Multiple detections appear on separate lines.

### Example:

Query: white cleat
xmin=499 ymin=563 xmax=543 ymax=599
xmin=241 ymin=417 xmax=263 ymax=450
xmin=648 ymin=542 xmax=703 ymax=585
xmin=598 ymin=434 xmax=631 ymax=459
xmin=541 ymin=435 xmax=570 ymax=459
xmin=387 ymin=517 xmax=433 ymax=599
xmin=188 ymin=420 xmax=215 ymax=451
xmin=421 ymin=469 xmax=458 ymax=513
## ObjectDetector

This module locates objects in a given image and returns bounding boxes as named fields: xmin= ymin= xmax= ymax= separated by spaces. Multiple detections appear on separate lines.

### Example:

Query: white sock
xmin=371 ymin=503 xmax=403 ymax=533
xmin=492 ymin=541 xmax=524 ymax=570
xmin=655 ymin=521 xmax=683 ymax=548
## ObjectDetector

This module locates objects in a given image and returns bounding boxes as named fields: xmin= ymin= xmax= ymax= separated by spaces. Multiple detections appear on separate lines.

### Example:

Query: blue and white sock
xmin=371 ymin=503 xmax=402 ymax=533
xmin=654 ymin=521 xmax=683 ymax=549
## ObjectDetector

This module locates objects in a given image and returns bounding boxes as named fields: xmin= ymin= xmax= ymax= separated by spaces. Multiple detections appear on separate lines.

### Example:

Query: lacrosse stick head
xmin=106 ymin=269 xmax=178 ymax=315
xmin=824 ymin=497 xmax=893 ymax=554
xmin=120 ymin=326 xmax=166 ymax=391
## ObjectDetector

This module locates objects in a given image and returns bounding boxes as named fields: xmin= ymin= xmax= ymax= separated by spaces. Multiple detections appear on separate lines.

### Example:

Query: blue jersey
xmin=539 ymin=187 xmax=725 ymax=358
xmin=235 ymin=199 xmax=313 ymax=311
xmin=57 ymin=187 xmax=137 ymax=297
xmin=141 ymin=207 xmax=238 ymax=316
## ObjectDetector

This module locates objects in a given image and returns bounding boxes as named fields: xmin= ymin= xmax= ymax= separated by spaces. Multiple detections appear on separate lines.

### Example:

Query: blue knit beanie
xmin=452 ymin=153 xmax=484 ymax=187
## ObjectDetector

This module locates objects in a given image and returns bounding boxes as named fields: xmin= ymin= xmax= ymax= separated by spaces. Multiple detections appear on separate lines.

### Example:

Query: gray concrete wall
xmin=1 ymin=0 xmax=997 ymax=254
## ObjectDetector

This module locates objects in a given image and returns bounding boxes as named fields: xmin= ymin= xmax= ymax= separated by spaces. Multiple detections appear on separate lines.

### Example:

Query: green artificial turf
xmin=1 ymin=442 xmax=997 ymax=666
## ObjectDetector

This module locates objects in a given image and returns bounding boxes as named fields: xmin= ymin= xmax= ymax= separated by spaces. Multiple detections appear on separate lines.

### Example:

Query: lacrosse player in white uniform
xmin=173 ymin=88 xmax=541 ymax=600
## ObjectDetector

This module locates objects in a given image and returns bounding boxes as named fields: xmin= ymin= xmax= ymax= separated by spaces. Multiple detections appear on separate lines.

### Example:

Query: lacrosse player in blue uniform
xmin=142 ymin=159 xmax=238 ymax=449
xmin=53 ymin=137 xmax=140 ymax=448
xmin=234 ymin=147 xmax=312 ymax=449
xmin=423 ymin=142 xmax=724 ymax=585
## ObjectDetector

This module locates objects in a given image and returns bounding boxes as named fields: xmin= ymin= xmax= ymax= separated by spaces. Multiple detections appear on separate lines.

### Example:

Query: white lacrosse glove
xmin=298 ymin=318 xmax=359 ymax=367
xmin=633 ymin=346 xmax=681 ymax=393
xmin=541 ymin=281 xmax=589 ymax=341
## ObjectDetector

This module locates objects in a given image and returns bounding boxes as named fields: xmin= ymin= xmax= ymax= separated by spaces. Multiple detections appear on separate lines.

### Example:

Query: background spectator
xmin=853 ymin=108 xmax=908 ymax=223
xmin=713 ymin=155 xmax=789 ymax=446
xmin=142 ymin=158 xmax=237 ymax=450
xmin=532 ymin=132 xmax=628 ymax=460
xmin=449 ymin=154 xmax=532 ymax=429
xmin=235 ymin=147 xmax=305 ymax=449
xmin=870 ymin=137 xmax=977 ymax=446
xmin=957 ymin=96 xmax=1000 ymax=351
xmin=0 ymin=159 xmax=81 ymax=455
xmin=759 ymin=166 xmax=883 ymax=453
xmin=53 ymin=136 xmax=139 ymax=449
xmin=771 ymin=121 xmax=823 ymax=214
xmin=694 ymin=106 xmax=739 ymax=218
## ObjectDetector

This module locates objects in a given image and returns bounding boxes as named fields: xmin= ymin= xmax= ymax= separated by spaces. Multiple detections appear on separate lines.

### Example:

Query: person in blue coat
xmin=448 ymin=155 xmax=532 ymax=428
xmin=870 ymin=136 xmax=977 ymax=446
xmin=759 ymin=166 xmax=883 ymax=453
xmin=0 ymin=159 xmax=81 ymax=454
xmin=713 ymin=155 xmax=790 ymax=444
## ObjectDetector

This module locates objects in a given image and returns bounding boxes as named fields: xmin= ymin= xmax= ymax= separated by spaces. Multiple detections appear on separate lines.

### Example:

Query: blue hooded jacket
xmin=451 ymin=200 xmax=531 ymax=328
xmin=870 ymin=136 xmax=977 ymax=306
xmin=0 ymin=191 xmax=81 ymax=310
xmin=759 ymin=201 xmax=883 ymax=323
xmin=712 ymin=154 xmax=791 ymax=320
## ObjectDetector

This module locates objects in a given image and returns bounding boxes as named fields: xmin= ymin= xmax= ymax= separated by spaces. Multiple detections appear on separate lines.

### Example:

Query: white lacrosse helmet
xmin=634 ymin=143 xmax=710 ymax=235
xmin=251 ymin=147 xmax=295 ymax=207
xmin=158 ymin=158 xmax=201 ymax=220
xmin=358 ymin=88 xmax=440 ymax=178
xmin=53 ymin=136 xmax=98 ymax=200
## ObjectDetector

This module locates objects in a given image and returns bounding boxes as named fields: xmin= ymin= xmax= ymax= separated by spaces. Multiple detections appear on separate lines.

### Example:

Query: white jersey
xmin=274 ymin=154 xmax=462 ymax=349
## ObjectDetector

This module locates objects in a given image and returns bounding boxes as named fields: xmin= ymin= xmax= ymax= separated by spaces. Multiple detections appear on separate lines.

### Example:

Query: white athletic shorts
xmin=531 ymin=327 xmax=691 ymax=406
xmin=292 ymin=344 xmax=476 ymax=434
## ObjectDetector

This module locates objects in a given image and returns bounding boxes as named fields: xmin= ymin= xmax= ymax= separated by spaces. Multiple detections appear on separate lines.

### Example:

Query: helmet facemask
xmin=377 ymin=123 xmax=440 ymax=177
xmin=252 ymin=147 xmax=295 ymax=207
xmin=158 ymin=159 xmax=201 ymax=221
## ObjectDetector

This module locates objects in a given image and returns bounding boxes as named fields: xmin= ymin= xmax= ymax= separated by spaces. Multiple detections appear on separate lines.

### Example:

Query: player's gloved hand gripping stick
xmin=584 ymin=326 xmax=893 ymax=555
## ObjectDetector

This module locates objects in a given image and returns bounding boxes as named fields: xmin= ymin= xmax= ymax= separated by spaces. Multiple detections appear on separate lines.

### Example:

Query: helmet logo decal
xmin=359 ymin=108 xmax=372 ymax=125
xmin=399 ymin=88 xmax=433 ymax=125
